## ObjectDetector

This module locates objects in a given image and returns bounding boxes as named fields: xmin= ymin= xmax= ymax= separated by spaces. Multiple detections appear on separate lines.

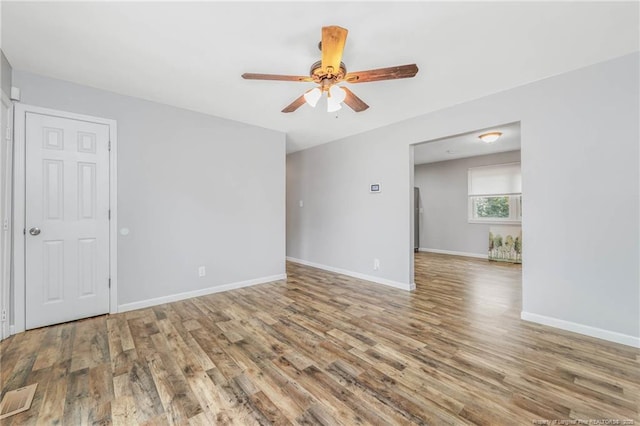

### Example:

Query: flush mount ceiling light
xmin=242 ymin=26 xmax=419 ymax=113
xmin=478 ymin=132 xmax=502 ymax=143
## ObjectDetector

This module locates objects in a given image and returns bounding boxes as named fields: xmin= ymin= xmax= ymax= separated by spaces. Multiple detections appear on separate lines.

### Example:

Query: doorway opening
xmin=410 ymin=122 xmax=523 ymax=309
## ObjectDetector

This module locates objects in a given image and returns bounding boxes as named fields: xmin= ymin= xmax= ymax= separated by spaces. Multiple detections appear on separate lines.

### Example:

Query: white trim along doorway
xmin=13 ymin=104 xmax=118 ymax=333
xmin=0 ymin=91 xmax=14 ymax=340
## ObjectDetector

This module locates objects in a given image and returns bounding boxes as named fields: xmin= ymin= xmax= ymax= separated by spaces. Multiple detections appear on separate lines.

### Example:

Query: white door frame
xmin=13 ymin=104 xmax=118 ymax=333
xmin=0 ymin=92 xmax=13 ymax=340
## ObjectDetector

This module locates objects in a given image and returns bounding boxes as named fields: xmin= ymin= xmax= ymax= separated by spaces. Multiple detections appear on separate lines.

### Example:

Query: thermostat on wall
xmin=370 ymin=184 xmax=381 ymax=193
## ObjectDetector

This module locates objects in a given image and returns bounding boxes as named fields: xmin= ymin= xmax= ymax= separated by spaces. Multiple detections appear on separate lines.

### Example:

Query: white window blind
xmin=468 ymin=162 xmax=521 ymax=196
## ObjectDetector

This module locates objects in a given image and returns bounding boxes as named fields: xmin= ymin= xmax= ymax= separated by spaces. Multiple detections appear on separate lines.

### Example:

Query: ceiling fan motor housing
xmin=310 ymin=60 xmax=347 ymax=88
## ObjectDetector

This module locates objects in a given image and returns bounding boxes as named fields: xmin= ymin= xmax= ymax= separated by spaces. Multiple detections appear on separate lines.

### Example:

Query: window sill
xmin=468 ymin=220 xmax=522 ymax=226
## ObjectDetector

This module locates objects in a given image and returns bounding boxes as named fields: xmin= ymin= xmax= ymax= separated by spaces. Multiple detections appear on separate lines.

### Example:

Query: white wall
xmin=287 ymin=53 xmax=639 ymax=345
xmin=14 ymin=71 xmax=286 ymax=310
xmin=0 ymin=50 xmax=11 ymax=96
xmin=287 ymin=136 xmax=414 ymax=289
xmin=415 ymin=150 xmax=521 ymax=257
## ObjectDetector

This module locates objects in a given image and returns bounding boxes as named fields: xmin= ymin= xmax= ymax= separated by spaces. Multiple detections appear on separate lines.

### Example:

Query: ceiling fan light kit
xmin=242 ymin=26 xmax=419 ymax=114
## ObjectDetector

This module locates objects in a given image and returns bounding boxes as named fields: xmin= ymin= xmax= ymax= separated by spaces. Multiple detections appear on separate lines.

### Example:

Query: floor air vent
xmin=0 ymin=383 xmax=38 ymax=419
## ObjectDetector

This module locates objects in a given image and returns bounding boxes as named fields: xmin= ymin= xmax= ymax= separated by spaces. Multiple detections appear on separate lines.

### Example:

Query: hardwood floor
xmin=1 ymin=252 xmax=638 ymax=425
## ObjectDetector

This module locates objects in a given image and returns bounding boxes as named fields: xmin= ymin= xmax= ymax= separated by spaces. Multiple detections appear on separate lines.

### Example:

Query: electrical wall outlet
xmin=373 ymin=258 xmax=380 ymax=270
xmin=198 ymin=266 xmax=206 ymax=277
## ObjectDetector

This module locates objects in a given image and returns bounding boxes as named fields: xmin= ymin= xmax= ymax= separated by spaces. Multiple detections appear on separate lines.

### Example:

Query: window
xmin=468 ymin=162 xmax=521 ymax=224
xmin=469 ymin=194 xmax=522 ymax=222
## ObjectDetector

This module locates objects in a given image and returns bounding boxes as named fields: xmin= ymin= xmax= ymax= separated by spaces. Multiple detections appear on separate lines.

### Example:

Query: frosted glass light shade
xmin=327 ymin=96 xmax=342 ymax=112
xmin=329 ymin=85 xmax=346 ymax=103
xmin=303 ymin=88 xmax=322 ymax=107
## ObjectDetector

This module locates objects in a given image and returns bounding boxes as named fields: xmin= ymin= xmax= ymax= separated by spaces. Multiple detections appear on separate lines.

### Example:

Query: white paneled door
xmin=25 ymin=112 xmax=110 ymax=329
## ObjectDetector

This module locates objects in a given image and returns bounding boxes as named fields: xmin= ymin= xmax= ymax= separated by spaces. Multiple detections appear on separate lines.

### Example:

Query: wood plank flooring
xmin=1 ymin=252 xmax=638 ymax=424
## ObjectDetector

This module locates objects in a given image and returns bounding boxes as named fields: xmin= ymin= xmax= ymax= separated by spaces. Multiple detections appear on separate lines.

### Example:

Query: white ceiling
xmin=414 ymin=121 xmax=520 ymax=165
xmin=2 ymin=2 xmax=638 ymax=153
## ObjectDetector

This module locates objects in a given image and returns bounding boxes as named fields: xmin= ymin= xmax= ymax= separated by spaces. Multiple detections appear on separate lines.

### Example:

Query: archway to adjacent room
xmin=409 ymin=122 xmax=523 ymax=315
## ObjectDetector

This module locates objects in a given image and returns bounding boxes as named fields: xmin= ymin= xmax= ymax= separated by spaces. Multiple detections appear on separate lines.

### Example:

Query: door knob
xmin=28 ymin=227 xmax=41 ymax=236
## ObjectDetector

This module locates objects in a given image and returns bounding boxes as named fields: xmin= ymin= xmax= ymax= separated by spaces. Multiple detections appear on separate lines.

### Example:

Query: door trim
xmin=13 ymin=104 xmax=118 ymax=333
xmin=1 ymin=92 xmax=13 ymax=340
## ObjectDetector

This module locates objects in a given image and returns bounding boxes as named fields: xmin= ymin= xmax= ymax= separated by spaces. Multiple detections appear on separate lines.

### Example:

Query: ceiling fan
xmin=242 ymin=26 xmax=419 ymax=113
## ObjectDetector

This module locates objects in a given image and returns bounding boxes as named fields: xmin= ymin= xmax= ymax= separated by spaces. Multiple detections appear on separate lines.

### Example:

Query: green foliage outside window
xmin=475 ymin=196 xmax=510 ymax=218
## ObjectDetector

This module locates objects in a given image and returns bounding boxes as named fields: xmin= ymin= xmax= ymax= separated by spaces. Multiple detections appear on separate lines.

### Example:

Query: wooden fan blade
xmin=282 ymin=94 xmax=307 ymax=113
xmin=344 ymin=64 xmax=419 ymax=83
xmin=242 ymin=73 xmax=313 ymax=82
xmin=342 ymin=87 xmax=369 ymax=112
xmin=321 ymin=26 xmax=348 ymax=74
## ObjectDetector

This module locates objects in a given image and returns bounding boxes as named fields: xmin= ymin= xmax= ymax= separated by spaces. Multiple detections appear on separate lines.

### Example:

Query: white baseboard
xmin=521 ymin=311 xmax=640 ymax=348
xmin=118 ymin=274 xmax=287 ymax=313
xmin=418 ymin=247 xmax=488 ymax=259
xmin=286 ymin=257 xmax=415 ymax=291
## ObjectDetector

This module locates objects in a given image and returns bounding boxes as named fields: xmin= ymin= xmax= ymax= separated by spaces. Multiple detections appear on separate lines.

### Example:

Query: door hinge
xmin=23 ymin=228 xmax=26 ymax=235
xmin=108 ymin=140 xmax=111 ymax=151
xmin=108 ymin=209 xmax=111 ymax=220
xmin=108 ymin=278 xmax=111 ymax=288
